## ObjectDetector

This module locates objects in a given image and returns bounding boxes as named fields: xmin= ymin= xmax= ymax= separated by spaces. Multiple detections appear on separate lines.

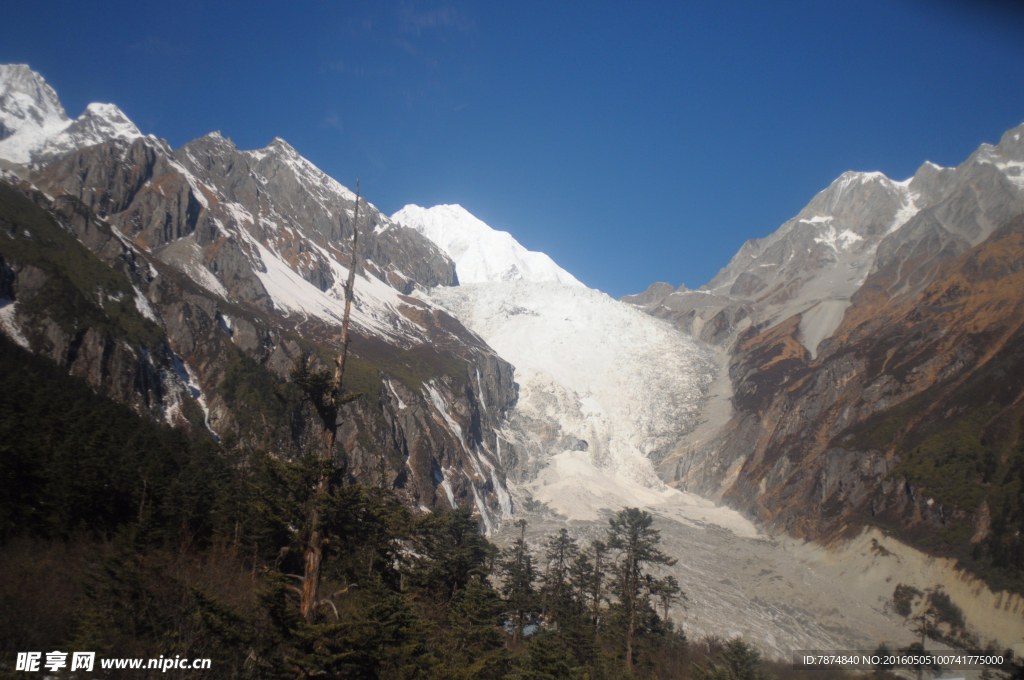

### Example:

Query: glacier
xmin=425 ymin=281 xmax=734 ymax=524
xmin=397 ymin=204 xmax=733 ymax=529
xmin=415 ymin=205 xmax=928 ymax=658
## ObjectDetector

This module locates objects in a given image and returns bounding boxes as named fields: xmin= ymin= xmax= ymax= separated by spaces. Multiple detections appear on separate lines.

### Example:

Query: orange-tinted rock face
xmin=641 ymin=124 xmax=1024 ymax=586
xmin=666 ymin=215 xmax=1024 ymax=572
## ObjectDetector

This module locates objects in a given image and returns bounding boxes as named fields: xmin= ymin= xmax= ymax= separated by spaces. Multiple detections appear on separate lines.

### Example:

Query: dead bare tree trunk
xmin=334 ymin=178 xmax=361 ymax=400
xmin=299 ymin=179 xmax=362 ymax=624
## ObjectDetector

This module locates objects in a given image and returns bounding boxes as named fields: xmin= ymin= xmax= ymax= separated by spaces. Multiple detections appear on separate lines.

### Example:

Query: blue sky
xmin=3 ymin=1 xmax=1024 ymax=297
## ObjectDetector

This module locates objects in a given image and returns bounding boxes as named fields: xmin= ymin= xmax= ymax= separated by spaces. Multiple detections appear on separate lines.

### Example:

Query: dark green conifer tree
xmin=649 ymin=574 xmax=683 ymax=625
xmin=501 ymin=519 xmax=537 ymax=644
xmin=606 ymin=507 xmax=677 ymax=672
xmin=693 ymin=638 xmax=773 ymax=680
xmin=568 ymin=539 xmax=608 ymax=628
xmin=405 ymin=508 xmax=495 ymax=603
xmin=438 ymin=582 xmax=510 ymax=679
xmin=512 ymin=631 xmax=586 ymax=680
xmin=540 ymin=528 xmax=578 ymax=623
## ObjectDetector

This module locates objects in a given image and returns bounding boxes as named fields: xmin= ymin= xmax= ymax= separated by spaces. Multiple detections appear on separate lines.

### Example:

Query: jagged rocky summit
xmin=0 ymin=64 xmax=516 ymax=530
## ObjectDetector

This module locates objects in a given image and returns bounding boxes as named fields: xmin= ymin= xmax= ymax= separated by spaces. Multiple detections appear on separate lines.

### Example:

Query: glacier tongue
xmin=426 ymin=280 xmax=743 ymax=529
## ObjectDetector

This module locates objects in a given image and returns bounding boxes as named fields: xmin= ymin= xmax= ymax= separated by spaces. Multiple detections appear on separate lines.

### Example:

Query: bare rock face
xmin=0 ymin=181 xmax=191 ymax=425
xmin=697 ymin=216 xmax=1024 ymax=542
xmin=618 ymin=281 xmax=675 ymax=307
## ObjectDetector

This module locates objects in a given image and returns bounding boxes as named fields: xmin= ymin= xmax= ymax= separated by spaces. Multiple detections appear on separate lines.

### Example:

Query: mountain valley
xmin=3 ymin=62 xmax=1024 ymax=663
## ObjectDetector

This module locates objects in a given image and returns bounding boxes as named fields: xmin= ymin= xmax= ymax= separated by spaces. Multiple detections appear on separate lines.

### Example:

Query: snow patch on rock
xmin=0 ymin=300 xmax=30 ymax=348
xmin=133 ymin=286 xmax=158 ymax=322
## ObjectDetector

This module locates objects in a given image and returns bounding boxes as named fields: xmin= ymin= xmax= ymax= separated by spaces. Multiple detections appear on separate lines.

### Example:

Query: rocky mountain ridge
xmin=627 ymin=126 xmax=1024 ymax=352
xmin=0 ymin=64 xmax=517 ymax=527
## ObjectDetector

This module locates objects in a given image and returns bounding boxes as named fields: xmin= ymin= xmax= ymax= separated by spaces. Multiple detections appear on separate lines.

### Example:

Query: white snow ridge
xmin=391 ymin=204 xmax=582 ymax=286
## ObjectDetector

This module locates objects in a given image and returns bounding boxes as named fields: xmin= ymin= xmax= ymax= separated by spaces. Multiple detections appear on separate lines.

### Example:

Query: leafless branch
xmin=317 ymin=599 xmax=340 ymax=620
xmin=330 ymin=584 xmax=358 ymax=598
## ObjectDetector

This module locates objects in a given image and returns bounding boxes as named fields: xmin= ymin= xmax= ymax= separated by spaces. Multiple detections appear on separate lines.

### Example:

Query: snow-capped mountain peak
xmin=245 ymin=136 xmax=359 ymax=205
xmin=0 ymin=64 xmax=70 ymax=164
xmin=0 ymin=64 xmax=141 ymax=165
xmin=0 ymin=63 xmax=68 ymax=124
xmin=36 ymin=102 xmax=142 ymax=160
xmin=391 ymin=203 xmax=583 ymax=287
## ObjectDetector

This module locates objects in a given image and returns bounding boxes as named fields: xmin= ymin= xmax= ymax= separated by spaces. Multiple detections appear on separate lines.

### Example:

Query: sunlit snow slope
xmin=392 ymin=204 xmax=582 ymax=286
